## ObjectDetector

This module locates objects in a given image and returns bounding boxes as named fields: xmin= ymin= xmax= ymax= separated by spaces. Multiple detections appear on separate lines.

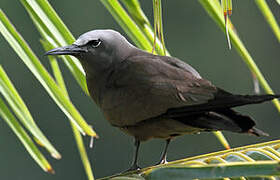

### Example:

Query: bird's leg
xmin=158 ymin=139 xmax=171 ymax=165
xmin=126 ymin=138 xmax=141 ymax=171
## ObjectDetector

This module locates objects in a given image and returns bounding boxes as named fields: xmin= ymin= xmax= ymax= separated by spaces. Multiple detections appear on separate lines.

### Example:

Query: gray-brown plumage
xmin=46 ymin=29 xmax=279 ymax=170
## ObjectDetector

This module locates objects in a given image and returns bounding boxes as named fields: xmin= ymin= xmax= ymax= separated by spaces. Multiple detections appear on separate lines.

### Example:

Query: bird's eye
xmin=88 ymin=39 xmax=101 ymax=48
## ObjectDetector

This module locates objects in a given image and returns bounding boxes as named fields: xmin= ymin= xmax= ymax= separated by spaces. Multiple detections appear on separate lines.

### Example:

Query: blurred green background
xmin=0 ymin=1 xmax=279 ymax=179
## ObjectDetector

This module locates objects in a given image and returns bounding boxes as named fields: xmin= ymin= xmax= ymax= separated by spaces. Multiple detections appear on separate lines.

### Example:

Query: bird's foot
xmin=123 ymin=164 xmax=141 ymax=173
xmin=157 ymin=158 xmax=168 ymax=165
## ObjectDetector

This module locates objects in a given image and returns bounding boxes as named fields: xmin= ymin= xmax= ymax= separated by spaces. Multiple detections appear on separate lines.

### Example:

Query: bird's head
xmin=45 ymin=29 xmax=134 ymax=76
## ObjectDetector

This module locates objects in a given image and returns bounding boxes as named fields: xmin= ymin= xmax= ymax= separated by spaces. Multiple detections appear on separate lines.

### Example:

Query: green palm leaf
xmin=100 ymin=140 xmax=280 ymax=180
xmin=0 ymin=96 xmax=53 ymax=173
xmin=0 ymin=9 xmax=96 ymax=137
xmin=0 ymin=65 xmax=60 ymax=159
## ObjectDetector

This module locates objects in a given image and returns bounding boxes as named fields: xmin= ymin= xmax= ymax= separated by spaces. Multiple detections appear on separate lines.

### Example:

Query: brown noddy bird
xmin=46 ymin=29 xmax=279 ymax=171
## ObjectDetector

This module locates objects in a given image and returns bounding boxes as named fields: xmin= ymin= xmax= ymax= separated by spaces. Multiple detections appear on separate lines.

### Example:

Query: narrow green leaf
xmin=152 ymin=0 xmax=166 ymax=55
xmin=42 ymin=39 xmax=95 ymax=180
xmin=0 ymin=66 xmax=61 ymax=159
xmin=0 ymin=9 xmax=97 ymax=137
xmin=71 ymin=123 xmax=95 ymax=180
xmin=228 ymin=0 xmax=232 ymax=14
xmin=213 ymin=131 xmax=231 ymax=149
xmin=144 ymin=161 xmax=280 ymax=180
xmin=29 ymin=10 xmax=88 ymax=94
xmin=157 ymin=0 xmax=166 ymax=55
xmin=198 ymin=0 xmax=280 ymax=113
xmin=120 ymin=0 xmax=150 ymax=27
xmin=255 ymin=0 xmax=280 ymax=42
xmin=0 ymin=98 xmax=54 ymax=173
xmin=35 ymin=0 xmax=75 ymax=44
xmin=20 ymin=0 xmax=88 ymax=94
xmin=50 ymin=56 xmax=95 ymax=180
xmin=120 ymin=0 xmax=168 ymax=55
xmin=222 ymin=0 xmax=227 ymax=12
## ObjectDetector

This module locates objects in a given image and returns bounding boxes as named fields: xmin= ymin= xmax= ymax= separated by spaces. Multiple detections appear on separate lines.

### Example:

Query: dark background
xmin=0 ymin=1 xmax=279 ymax=179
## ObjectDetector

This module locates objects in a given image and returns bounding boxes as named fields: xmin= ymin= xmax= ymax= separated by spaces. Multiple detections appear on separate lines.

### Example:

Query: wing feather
xmin=101 ymin=54 xmax=217 ymax=126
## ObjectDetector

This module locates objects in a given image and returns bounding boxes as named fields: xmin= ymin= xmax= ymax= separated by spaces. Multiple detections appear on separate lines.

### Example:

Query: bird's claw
xmin=123 ymin=164 xmax=141 ymax=173
xmin=157 ymin=158 xmax=168 ymax=165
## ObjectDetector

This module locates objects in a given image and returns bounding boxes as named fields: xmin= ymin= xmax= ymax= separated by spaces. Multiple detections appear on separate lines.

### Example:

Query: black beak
xmin=45 ymin=44 xmax=87 ymax=56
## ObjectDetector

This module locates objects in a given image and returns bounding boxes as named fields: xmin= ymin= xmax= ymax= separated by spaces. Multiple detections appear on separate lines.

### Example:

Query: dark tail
xmin=212 ymin=88 xmax=280 ymax=107
xmin=176 ymin=108 xmax=269 ymax=136
xmin=166 ymin=89 xmax=280 ymax=117
xmin=212 ymin=108 xmax=269 ymax=136
xmin=167 ymin=89 xmax=273 ymax=136
xmin=198 ymin=88 xmax=280 ymax=111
